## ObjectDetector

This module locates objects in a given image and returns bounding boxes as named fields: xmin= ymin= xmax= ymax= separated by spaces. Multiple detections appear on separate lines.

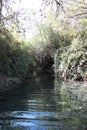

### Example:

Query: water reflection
xmin=0 ymin=76 xmax=87 ymax=130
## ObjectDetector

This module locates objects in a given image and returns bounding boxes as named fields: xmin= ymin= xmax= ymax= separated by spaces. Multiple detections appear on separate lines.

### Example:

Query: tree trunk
xmin=0 ymin=0 xmax=3 ymax=24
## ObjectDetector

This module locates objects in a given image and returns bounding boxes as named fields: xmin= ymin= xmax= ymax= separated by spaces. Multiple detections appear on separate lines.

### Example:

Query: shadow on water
xmin=0 ymin=75 xmax=87 ymax=130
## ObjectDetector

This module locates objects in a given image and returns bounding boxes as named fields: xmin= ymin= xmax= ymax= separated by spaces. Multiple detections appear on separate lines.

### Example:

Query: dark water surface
xmin=0 ymin=76 xmax=87 ymax=130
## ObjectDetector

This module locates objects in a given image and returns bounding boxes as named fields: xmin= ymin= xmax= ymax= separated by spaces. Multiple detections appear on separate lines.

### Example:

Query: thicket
xmin=30 ymin=22 xmax=87 ymax=81
xmin=55 ymin=27 xmax=87 ymax=81
xmin=0 ymin=26 xmax=36 ymax=79
xmin=29 ymin=24 xmax=72 ymax=74
xmin=40 ymin=0 xmax=87 ymax=81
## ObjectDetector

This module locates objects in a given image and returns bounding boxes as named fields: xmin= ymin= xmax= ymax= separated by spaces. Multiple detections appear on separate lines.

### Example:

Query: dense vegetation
xmin=55 ymin=27 xmax=87 ymax=81
xmin=39 ymin=0 xmax=87 ymax=81
xmin=0 ymin=0 xmax=87 ymax=82
xmin=0 ymin=26 xmax=34 ymax=79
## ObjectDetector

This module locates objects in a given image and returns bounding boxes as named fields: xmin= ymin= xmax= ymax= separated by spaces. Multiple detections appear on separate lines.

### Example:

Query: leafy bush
xmin=0 ymin=27 xmax=36 ymax=79
xmin=55 ymin=29 xmax=87 ymax=81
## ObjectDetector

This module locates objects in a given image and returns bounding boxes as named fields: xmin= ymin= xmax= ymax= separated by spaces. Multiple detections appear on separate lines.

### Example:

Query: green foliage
xmin=55 ymin=28 xmax=87 ymax=81
xmin=29 ymin=24 xmax=72 ymax=73
xmin=43 ymin=0 xmax=87 ymax=81
xmin=0 ymin=0 xmax=87 ymax=81
xmin=0 ymin=26 xmax=36 ymax=79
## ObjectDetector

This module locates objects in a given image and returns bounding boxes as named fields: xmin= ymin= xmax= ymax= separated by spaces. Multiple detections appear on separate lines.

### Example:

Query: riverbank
xmin=0 ymin=73 xmax=21 ymax=92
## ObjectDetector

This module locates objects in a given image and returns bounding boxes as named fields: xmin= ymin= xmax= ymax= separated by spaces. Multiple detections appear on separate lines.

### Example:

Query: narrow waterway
xmin=0 ymin=76 xmax=87 ymax=130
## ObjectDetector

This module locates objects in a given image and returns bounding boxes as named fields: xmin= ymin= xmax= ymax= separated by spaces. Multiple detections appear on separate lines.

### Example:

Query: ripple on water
xmin=0 ymin=78 xmax=87 ymax=130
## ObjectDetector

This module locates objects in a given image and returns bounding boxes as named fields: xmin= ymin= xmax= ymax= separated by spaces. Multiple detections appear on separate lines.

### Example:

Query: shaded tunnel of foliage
xmin=0 ymin=0 xmax=87 ymax=81
xmin=0 ymin=24 xmax=87 ymax=81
